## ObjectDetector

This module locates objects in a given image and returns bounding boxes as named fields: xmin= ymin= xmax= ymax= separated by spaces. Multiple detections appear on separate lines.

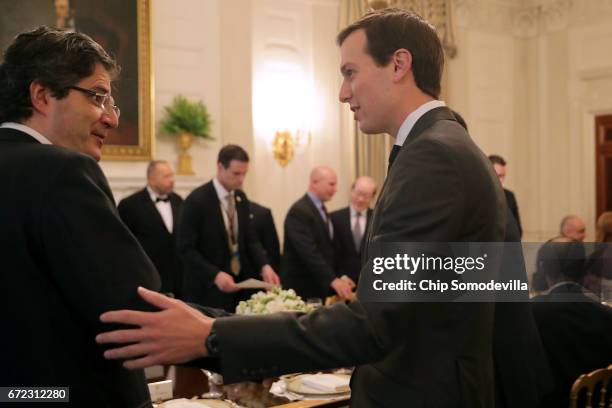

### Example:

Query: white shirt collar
xmin=213 ymin=177 xmax=231 ymax=201
xmin=395 ymin=100 xmax=446 ymax=147
xmin=146 ymin=186 xmax=169 ymax=202
xmin=350 ymin=205 xmax=365 ymax=217
xmin=0 ymin=122 xmax=52 ymax=145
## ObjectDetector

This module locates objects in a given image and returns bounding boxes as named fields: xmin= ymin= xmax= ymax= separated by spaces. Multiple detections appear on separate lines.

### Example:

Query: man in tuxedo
xmin=99 ymin=9 xmax=506 ymax=407
xmin=249 ymin=201 xmax=281 ymax=273
xmin=177 ymin=145 xmax=280 ymax=311
xmin=489 ymin=154 xmax=523 ymax=237
xmin=0 ymin=27 xmax=161 ymax=407
xmin=330 ymin=176 xmax=377 ymax=284
xmin=118 ymin=160 xmax=184 ymax=296
xmin=281 ymin=166 xmax=355 ymax=300
xmin=531 ymin=240 xmax=612 ymax=408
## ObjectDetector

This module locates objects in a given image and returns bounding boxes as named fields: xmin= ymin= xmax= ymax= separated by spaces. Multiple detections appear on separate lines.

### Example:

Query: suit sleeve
xmin=117 ymin=198 xmax=137 ymax=234
xmin=176 ymin=193 xmax=222 ymax=286
xmin=41 ymin=155 xmax=160 ymax=334
xmin=284 ymin=205 xmax=336 ymax=286
xmin=212 ymin=139 xmax=472 ymax=382
xmin=264 ymin=208 xmax=282 ymax=271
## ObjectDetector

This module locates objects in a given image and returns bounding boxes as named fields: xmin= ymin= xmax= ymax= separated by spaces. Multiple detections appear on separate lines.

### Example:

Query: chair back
xmin=569 ymin=366 xmax=612 ymax=408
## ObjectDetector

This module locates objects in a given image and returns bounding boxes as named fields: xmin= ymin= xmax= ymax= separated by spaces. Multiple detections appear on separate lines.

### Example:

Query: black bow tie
xmin=155 ymin=196 xmax=170 ymax=203
xmin=388 ymin=145 xmax=401 ymax=171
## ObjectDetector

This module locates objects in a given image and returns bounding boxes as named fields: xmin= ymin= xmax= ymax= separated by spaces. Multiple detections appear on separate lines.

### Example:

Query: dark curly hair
xmin=0 ymin=26 xmax=119 ymax=123
xmin=336 ymin=8 xmax=443 ymax=99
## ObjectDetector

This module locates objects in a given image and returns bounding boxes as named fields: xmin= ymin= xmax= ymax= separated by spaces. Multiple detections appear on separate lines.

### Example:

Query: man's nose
xmin=101 ymin=110 xmax=119 ymax=129
xmin=339 ymin=81 xmax=351 ymax=103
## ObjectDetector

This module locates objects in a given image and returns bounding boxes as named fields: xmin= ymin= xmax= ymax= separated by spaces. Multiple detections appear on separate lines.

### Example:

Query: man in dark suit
xmin=489 ymin=154 xmax=523 ymax=238
xmin=330 ymin=176 xmax=377 ymax=285
xmin=99 ymin=9 xmax=506 ymax=407
xmin=282 ymin=165 xmax=355 ymax=300
xmin=249 ymin=201 xmax=281 ymax=273
xmin=455 ymin=111 xmax=552 ymax=408
xmin=178 ymin=145 xmax=280 ymax=311
xmin=559 ymin=214 xmax=587 ymax=242
xmin=0 ymin=27 xmax=160 ymax=407
xmin=532 ymin=240 xmax=612 ymax=408
xmin=118 ymin=160 xmax=184 ymax=296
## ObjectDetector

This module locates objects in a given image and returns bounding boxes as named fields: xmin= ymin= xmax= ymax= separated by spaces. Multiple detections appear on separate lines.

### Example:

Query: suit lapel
xmin=207 ymin=182 xmax=230 ymax=245
xmin=364 ymin=106 xmax=457 ymax=257
xmin=170 ymin=193 xmax=181 ymax=233
xmin=138 ymin=189 xmax=170 ymax=234
xmin=303 ymin=195 xmax=332 ymax=244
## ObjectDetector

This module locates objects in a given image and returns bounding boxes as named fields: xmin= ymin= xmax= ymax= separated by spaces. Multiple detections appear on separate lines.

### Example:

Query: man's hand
xmin=96 ymin=287 xmax=213 ymax=369
xmin=214 ymin=271 xmax=239 ymax=293
xmin=331 ymin=277 xmax=354 ymax=299
xmin=260 ymin=264 xmax=281 ymax=286
xmin=340 ymin=275 xmax=356 ymax=290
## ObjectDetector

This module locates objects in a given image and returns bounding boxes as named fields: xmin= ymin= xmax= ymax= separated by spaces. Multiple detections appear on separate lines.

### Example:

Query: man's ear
xmin=29 ymin=81 xmax=53 ymax=115
xmin=391 ymin=49 xmax=412 ymax=82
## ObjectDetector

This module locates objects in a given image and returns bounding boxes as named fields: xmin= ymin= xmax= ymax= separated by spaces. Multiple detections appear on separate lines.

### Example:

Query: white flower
xmin=235 ymin=287 xmax=315 ymax=315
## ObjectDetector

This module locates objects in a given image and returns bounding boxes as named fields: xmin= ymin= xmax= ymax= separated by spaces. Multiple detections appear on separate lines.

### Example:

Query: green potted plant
xmin=160 ymin=95 xmax=213 ymax=175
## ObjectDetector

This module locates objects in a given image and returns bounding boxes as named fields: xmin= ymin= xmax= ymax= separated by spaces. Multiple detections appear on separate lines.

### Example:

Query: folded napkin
xmin=300 ymin=374 xmax=350 ymax=393
xmin=159 ymin=399 xmax=214 ymax=408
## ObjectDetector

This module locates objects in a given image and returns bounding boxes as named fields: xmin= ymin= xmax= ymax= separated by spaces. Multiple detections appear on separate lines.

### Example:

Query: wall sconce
xmin=272 ymin=129 xmax=311 ymax=167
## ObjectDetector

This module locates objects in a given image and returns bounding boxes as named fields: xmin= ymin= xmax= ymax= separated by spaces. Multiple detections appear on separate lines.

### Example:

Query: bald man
xmin=331 ymin=176 xmax=377 ymax=284
xmin=281 ymin=166 xmax=355 ymax=300
xmin=560 ymin=215 xmax=586 ymax=242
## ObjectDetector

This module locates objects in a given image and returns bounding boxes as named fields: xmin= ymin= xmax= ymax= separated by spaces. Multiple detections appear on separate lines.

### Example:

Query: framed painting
xmin=0 ymin=0 xmax=153 ymax=161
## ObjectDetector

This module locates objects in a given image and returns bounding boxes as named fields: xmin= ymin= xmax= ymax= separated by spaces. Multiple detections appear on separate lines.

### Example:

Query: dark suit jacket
xmin=493 ymin=208 xmax=552 ymax=408
xmin=118 ymin=188 xmax=183 ymax=296
xmin=249 ymin=201 xmax=281 ymax=273
xmin=330 ymin=206 xmax=372 ymax=284
xmin=212 ymin=106 xmax=506 ymax=407
xmin=504 ymin=188 xmax=522 ymax=238
xmin=532 ymin=283 xmax=612 ymax=408
xmin=177 ymin=181 xmax=268 ymax=311
xmin=0 ymin=128 xmax=160 ymax=408
xmin=281 ymin=194 xmax=336 ymax=300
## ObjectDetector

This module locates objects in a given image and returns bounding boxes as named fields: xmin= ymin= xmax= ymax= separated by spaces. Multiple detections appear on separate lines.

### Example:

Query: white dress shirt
xmin=350 ymin=205 xmax=367 ymax=235
xmin=394 ymin=100 xmax=446 ymax=147
xmin=147 ymin=186 xmax=173 ymax=233
xmin=213 ymin=177 xmax=238 ymax=238
xmin=0 ymin=122 xmax=52 ymax=144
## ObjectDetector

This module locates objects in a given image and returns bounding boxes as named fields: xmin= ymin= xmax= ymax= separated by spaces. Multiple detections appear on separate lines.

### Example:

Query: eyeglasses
xmin=68 ymin=86 xmax=121 ymax=118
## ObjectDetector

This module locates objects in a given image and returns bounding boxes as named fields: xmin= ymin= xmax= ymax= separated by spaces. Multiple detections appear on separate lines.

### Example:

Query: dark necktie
xmin=225 ymin=192 xmax=240 ymax=275
xmin=155 ymin=196 xmax=169 ymax=203
xmin=388 ymin=144 xmax=401 ymax=172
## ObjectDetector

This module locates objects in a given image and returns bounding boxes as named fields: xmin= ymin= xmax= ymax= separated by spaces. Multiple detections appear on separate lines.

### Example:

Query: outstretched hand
xmin=96 ymin=287 xmax=213 ymax=369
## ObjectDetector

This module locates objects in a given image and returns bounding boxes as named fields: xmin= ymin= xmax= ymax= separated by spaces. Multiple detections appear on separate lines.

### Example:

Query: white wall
xmin=101 ymin=0 xmax=345 ymax=243
xmin=101 ymin=0 xmax=222 ymax=202
xmin=449 ymin=0 xmax=612 ymax=241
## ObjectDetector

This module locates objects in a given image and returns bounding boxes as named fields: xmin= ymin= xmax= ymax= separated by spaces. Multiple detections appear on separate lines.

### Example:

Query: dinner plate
xmin=157 ymin=398 xmax=234 ymax=408
xmin=285 ymin=373 xmax=351 ymax=396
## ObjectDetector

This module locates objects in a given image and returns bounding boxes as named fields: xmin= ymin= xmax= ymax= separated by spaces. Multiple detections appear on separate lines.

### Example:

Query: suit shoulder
xmin=118 ymin=188 xmax=147 ymax=206
xmin=330 ymin=206 xmax=349 ymax=220
xmin=185 ymin=181 xmax=214 ymax=202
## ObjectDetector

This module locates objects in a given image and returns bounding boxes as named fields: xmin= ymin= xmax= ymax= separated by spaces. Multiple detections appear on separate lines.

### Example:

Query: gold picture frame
xmin=0 ymin=0 xmax=154 ymax=161
xmin=102 ymin=0 xmax=153 ymax=161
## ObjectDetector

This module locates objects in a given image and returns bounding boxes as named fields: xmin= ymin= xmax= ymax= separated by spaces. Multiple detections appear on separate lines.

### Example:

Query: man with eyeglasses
xmin=0 ymin=27 xmax=160 ymax=407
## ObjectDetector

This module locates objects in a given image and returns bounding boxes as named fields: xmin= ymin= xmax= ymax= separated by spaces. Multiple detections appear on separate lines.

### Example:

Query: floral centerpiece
xmin=236 ymin=287 xmax=316 ymax=315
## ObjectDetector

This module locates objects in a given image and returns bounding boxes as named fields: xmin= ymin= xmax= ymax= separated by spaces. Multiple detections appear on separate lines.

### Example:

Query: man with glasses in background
xmin=0 ymin=26 xmax=161 ymax=407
